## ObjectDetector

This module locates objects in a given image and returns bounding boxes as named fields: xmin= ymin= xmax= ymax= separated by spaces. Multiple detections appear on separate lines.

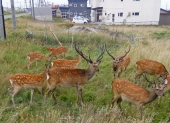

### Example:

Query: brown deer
xmin=8 ymin=65 xmax=50 ymax=107
xmin=27 ymin=52 xmax=50 ymax=69
xmin=47 ymin=46 xmax=67 ymax=60
xmin=111 ymin=75 xmax=166 ymax=118
xmin=157 ymin=74 xmax=169 ymax=106
xmin=51 ymin=54 xmax=82 ymax=68
xmin=106 ymin=46 xmax=130 ymax=77
xmin=44 ymin=44 xmax=105 ymax=105
xmin=135 ymin=59 xmax=168 ymax=84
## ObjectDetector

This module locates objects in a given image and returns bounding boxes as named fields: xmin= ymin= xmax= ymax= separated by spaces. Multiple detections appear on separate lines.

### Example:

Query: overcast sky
xmin=2 ymin=0 xmax=170 ymax=10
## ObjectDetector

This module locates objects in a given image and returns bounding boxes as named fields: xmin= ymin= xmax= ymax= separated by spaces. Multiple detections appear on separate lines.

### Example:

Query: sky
xmin=2 ymin=0 xmax=170 ymax=10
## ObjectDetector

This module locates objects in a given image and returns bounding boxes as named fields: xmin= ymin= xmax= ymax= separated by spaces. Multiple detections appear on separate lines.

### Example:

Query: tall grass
xmin=0 ymin=16 xmax=170 ymax=122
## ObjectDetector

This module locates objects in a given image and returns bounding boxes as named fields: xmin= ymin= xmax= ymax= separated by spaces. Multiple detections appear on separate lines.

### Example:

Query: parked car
xmin=72 ymin=16 xmax=88 ymax=24
xmin=78 ymin=16 xmax=90 ymax=22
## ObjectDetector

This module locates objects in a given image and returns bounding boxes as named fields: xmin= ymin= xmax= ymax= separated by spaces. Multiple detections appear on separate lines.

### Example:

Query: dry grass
xmin=1 ymin=16 xmax=170 ymax=123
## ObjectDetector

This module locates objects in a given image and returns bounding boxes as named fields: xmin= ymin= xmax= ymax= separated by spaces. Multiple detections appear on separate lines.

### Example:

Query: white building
xmin=89 ymin=0 xmax=161 ymax=25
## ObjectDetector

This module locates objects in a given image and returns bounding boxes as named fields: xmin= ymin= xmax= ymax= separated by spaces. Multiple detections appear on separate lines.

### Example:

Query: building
xmin=159 ymin=8 xmax=170 ymax=25
xmin=89 ymin=0 xmax=161 ymax=25
xmin=68 ymin=0 xmax=91 ymax=18
xmin=58 ymin=0 xmax=91 ymax=19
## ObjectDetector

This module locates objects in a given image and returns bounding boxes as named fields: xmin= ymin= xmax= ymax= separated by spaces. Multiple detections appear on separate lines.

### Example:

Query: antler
xmin=119 ymin=46 xmax=131 ymax=60
xmin=142 ymin=74 xmax=156 ymax=85
xmin=105 ymin=45 xmax=115 ymax=60
xmin=96 ymin=44 xmax=105 ymax=62
xmin=74 ymin=44 xmax=93 ymax=63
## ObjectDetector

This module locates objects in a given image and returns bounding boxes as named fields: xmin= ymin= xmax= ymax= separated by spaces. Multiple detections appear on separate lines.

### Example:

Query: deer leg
xmin=136 ymin=105 xmax=142 ymax=119
xmin=117 ymin=98 xmax=122 ymax=111
xmin=36 ymin=60 xmax=38 ymax=67
xmin=30 ymin=89 xmax=34 ymax=104
xmin=76 ymin=86 xmax=84 ymax=105
xmin=118 ymin=69 xmax=122 ymax=78
xmin=63 ymin=53 xmax=65 ymax=58
xmin=44 ymin=87 xmax=53 ymax=104
xmin=52 ymin=88 xmax=57 ymax=104
xmin=9 ymin=86 xmax=21 ymax=107
xmin=37 ymin=87 xmax=42 ymax=94
xmin=111 ymin=96 xmax=120 ymax=108
xmin=27 ymin=62 xmax=32 ymax=69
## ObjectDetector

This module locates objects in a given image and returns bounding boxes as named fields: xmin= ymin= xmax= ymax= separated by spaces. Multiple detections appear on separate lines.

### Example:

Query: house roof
xmin=52 ymin=5 xmax=59 ymax=9
xmin=160 ymin=8 xmax=170 ymax=15
xmin=92 ymin=7 xmax=103 ymax=10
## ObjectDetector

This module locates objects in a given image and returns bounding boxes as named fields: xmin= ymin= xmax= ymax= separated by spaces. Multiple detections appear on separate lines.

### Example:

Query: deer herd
xmin=8 ymin=44 xmax=170 ymax=118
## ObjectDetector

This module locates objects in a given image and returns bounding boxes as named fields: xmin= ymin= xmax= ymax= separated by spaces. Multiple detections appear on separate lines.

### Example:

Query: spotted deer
xmin=47 ymin=46 xmax=67 ymax=60
xmin=51 ymin=54 xmax=82 ymax=69
xmin=27 ymin=52 xmax=50 ymax=69
xmin=111 ymin=75 xmax=166 ymax=118
xmin=157 ymin=74 xmax=169 ymax=106
xmin=44 ymin=44 xmax=105 ymax=105
xmin=8 ymin=65 xmax=50 ymax=107
xmin=106 ymin=46 xmax=130 ymax=77
xmin=135 ymin=59 xmax=168 ymax=85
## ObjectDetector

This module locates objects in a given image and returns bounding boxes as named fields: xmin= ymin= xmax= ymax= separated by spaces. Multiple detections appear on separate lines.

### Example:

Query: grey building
xmin=159 ymin=8 xmax=170 ymax=25
xmin=58 ymin=0 xmax=91 ymax=20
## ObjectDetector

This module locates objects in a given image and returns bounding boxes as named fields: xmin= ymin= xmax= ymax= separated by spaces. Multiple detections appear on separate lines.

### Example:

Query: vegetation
xmin=0 ymin=15 xmax=170 ymax=123
xmin=3 ymin=11 xmax=26 ymax=15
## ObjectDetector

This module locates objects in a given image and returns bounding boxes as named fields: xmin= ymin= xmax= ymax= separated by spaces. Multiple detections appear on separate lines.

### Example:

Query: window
xmin=112 ymin=14 xmax=115 ymax=22
xmin=80 ymin=4 xmax=84 ymax=7
xmin=61 ymin=12 xmax=67 ymax=18
xmin=132 ymin=12 xmax=139 ymax=16
xmin=118 ymin=12 xmax=123 ymax=17
xmin=74 ymin=4 xmax=77 ymax=7
xmin=74 ymin=12 xmax=77 ymax=16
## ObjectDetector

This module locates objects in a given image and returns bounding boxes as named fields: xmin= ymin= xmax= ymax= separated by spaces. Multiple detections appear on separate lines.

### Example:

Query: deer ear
xmin=97 ymin=60 xmax=101 ymax=64
xmin=151 ymin=84 xmax=156 ymax=89
xmin=119 ymin=58 xmax=123 ymax=62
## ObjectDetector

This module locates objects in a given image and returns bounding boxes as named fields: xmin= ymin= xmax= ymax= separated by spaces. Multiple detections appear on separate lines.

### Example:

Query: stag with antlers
xmin=106 ymin=46 xmax=130 ymax=77
xmin=44 ymin=44 xmax=105 ymax=105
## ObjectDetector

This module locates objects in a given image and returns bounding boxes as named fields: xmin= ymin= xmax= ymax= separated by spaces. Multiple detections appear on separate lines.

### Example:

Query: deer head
xmin=74 ymin=44 xmax=105 ymax=72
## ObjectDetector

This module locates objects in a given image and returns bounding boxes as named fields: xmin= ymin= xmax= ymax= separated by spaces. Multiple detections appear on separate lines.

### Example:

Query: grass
xmin=0 ymin=15 xmax=170 ymax=122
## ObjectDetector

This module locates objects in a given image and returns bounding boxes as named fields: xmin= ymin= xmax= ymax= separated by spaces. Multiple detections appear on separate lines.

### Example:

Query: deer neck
xmin=76 ymin=55 xmax=82 ymax=63
xmin=86 ymin=66 xmax=98 ymax=80
xmin=41 ymin=68 xmax=49 ymax=80
xmin=144 ymin=91 xmax=158 ymax=105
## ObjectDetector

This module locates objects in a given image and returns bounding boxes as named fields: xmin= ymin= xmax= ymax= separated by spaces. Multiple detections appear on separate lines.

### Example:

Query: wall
xmin=90 ymin=0 xmax=161 ymax=25
xmin=34 ymin=7 xmax=52 ymax=21
xmin=159 ymin=14 xmax=170 ymax=25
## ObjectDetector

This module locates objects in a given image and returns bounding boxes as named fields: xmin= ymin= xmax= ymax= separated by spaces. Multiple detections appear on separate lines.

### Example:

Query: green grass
xmin=0 ymin=16 xmax=170 ymax=123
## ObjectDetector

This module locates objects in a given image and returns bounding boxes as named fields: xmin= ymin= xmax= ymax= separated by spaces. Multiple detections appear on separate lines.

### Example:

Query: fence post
xmin=0 ymin=0 xmax=6 ymax=40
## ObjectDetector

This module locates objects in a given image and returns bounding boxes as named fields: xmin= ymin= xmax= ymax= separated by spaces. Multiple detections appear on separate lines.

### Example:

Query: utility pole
xmin=10 ymin=0 xmax=16 ymax=30
xmin=0 ymin=0 xmax=6 ymax=40
xmin=31 ymin=0 xmax=35 ymax=21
